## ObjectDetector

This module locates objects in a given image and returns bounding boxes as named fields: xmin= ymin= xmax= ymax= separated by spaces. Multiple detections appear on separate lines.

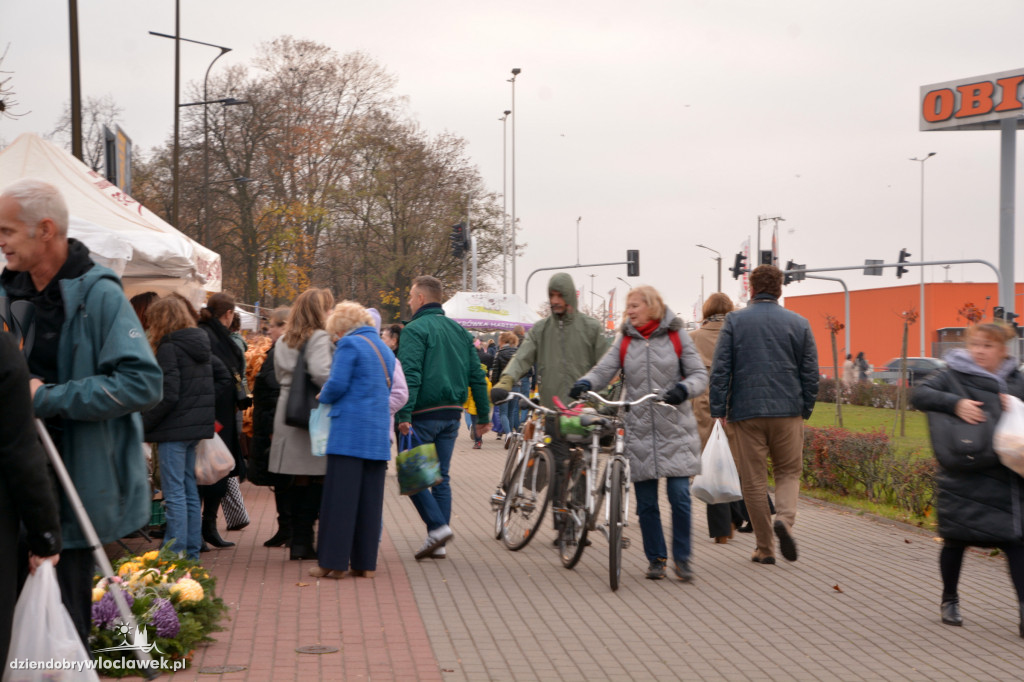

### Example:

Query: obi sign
xmin=920 ymin=68 xmax=1024 ymax=131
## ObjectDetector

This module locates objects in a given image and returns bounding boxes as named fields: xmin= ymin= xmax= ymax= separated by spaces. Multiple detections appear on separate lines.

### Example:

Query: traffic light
xmin=450 ymin=222 xmax=467 ymax=258
xmin=729 ymin=252 xmax=747 ymax=279
xmin=626 ymin=250 xmax=640 ymax=277
xmin=784 ymin=260 xmax=797 ymax=285
xmin=759 ymin=250 xmax=773 ymax=266
xmin=896 ymin=248 xmax=911 ymax=278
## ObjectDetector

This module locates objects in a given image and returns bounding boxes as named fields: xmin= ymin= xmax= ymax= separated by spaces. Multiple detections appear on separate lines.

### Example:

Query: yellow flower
xmin=170 ymin=578 xmax=204 ymax=603
xmin=141 ymin=550 xmax=159 ymax=563
xmin=117 ymin=562 xmax=141 ymax=577
xmin=91 ymin=587 xmax=105 ymax=602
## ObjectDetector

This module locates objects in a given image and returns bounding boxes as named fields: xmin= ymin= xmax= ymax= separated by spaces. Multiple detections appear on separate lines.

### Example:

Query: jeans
xmin=513 ymin=377 xmax=532 ymax=430
xmin=497 ymin=400 xmax=513 ymax=435
xmin=634 ymin=476 xmax=692 ymax=564
xmin=408 ymin=418 xmax=460 ymax=531
xmin=158 ymin=440 xmax=202 ymax=560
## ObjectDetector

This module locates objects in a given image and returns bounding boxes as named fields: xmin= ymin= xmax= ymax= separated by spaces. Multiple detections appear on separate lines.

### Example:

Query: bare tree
xmin=49 ymin=94 xmax=124 ymax=171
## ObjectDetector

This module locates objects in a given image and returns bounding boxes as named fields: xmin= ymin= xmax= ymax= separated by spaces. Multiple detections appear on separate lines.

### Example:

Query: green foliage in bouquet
xmin=89 ymin=545 xmax=228 ymax=676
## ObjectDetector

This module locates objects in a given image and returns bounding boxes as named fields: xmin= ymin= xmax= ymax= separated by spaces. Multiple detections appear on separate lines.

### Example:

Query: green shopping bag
xmin=397 ymin=428 xmax=442 ymax=496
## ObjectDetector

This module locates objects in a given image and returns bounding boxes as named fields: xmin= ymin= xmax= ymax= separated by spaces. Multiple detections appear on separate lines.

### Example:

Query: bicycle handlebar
xmin=494 ymin=391 xmax=558 ymax=415
xmin=583 ymin=390 xmax=666 ymax=408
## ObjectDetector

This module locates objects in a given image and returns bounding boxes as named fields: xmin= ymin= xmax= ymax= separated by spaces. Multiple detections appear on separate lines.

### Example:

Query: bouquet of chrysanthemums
xmin=89 ymin=547 xmax=227 ymax=676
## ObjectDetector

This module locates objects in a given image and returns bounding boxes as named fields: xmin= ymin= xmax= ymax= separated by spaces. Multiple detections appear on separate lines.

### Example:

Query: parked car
xmin=880 ymin=357 xmax=947 ymax=386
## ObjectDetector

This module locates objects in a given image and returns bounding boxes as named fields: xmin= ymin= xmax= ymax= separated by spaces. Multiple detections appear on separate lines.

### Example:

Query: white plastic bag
xmin=194 ymin=433 xmax=234 ymax=485
xmin=309 ymin=403 xmax=331 ymax=457
xmin=3 ymin=561 xmax=99 ymax=681
xmin=994 ymin=395 xmax=1024 ymax=477
xmin=691 ymin=421 xmax=743 ymax=504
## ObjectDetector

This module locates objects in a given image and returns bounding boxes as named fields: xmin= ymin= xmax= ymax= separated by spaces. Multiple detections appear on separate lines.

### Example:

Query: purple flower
xmin=150 ymin=598 xmax=180 ymax=639
xmin=91 ymin=590 xmax=134 ymax=628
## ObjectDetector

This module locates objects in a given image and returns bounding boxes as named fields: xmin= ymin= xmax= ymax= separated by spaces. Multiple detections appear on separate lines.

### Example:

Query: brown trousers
xmin=730 ymin=416 xmax=804 ymax=557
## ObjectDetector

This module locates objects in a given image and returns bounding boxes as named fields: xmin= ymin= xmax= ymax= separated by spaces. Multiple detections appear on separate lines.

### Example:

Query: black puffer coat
xmin=913 ymin=366 xmax=1024 ymax=546
xmin=490 ymin=345 xmax=517 ymax=386
xmin=199 ymin=317 xmax=245 ymax=474
xmin=143 ymin=327 xmax=217 ymax=442
xmin=248 ymin=345 xmax=282 ymax=486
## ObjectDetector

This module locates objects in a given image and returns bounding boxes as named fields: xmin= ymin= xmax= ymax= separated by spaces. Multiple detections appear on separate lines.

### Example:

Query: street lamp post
xmin=616 ymin=276 xmax=632 ymax=291
xmin=696 ymin=243 xmax=722 ymax=292
xmin=910 ymin=152 xmax=936 ymax=356
xmin=509 ymin=67 xmax=521 ymax=293
xmin=500 ymin=110 xmax=510 ymax=293
xmin=149 ymin=30 xmax=232 ymax=236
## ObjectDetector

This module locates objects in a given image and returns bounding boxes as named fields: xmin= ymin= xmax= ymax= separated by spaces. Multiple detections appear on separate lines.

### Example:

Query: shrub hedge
xmin=801 ymin=426 xmax=935 ymax=518
xmin=816 ymin=378 xmax=906 ymax=410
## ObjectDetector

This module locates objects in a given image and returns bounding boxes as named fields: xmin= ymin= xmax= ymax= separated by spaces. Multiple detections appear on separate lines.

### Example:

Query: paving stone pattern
xmin=157 ymin=432 xmax=1023 ymax=681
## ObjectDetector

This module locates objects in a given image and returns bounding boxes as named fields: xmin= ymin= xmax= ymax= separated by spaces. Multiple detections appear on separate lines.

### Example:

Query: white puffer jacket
xmin=580 ymin=309 xmax=707 ymax=482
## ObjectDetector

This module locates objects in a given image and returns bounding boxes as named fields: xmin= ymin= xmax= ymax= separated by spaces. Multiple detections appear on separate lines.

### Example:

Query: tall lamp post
xmin=696 ymin=243 xmax=722 ymax=292
xmin=509 ymin=67 xmax=521 ymax=294
xmin=500 ymin=109 xmax=511 ymax=293
xmin=910 ymin=152 xmax=936 ymax=356
xmin=149 ymin=30 xmax=232 ymax=234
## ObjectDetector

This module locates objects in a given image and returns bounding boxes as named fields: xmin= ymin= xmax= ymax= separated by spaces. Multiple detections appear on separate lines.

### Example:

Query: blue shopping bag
xmin=396 ymin=428 xmax=442 ymax=496
xmin=309 ymin=402 xmax=331 ymax=457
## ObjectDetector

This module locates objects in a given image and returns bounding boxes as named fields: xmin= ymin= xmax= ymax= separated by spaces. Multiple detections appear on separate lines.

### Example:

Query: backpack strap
xmin=619 ymin=330 xmax=682 ymax=367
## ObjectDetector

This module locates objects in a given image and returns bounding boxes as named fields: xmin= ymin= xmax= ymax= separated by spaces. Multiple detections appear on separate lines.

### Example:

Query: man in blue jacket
xmin=709 ymin=265 xmax=818 ymax=565
xmin=0 ymin=178 xmax=161 ymax=646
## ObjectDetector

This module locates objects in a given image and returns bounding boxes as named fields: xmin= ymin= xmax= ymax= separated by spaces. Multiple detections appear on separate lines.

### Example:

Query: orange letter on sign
xmin=955 ymin=81 xmax=995 ymax=118
xmin=922 ymin=88 xmax=955 ymax=122
xmin=995 ymin=75 xmax=1024 ymax=112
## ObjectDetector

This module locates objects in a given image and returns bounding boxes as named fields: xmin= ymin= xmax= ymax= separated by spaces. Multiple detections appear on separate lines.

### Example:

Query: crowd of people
xmin=2 ymin=174 xmax=1024 ymax=665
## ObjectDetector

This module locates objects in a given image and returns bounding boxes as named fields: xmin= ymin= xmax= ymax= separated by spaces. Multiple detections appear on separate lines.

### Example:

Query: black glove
xmin=569 ymin=379 xmax=591 ymax=400
xmin=663 ymin=383 xmax=688 ymax=405
xmin=490 ymin=387 xmax=509 ymax=404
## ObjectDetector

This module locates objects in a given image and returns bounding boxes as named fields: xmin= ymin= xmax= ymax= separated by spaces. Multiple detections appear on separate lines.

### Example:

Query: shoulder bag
xmin=928 ymin=371 xmax=999 ymax=472
xmin=284 ymin=339 xmax=319 ymax=429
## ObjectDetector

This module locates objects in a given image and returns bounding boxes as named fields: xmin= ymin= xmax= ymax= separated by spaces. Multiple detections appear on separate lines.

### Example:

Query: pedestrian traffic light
xmin=896 ymin=248 xmax=911 ymax=278
xmin=729 ymin=252 xmax=747 ymax=279
xmin=784 ymin=260 xmax=797 ymax=285
xmin=450 ymin=222 xmax=467 ymax=258
xmin=760 ymin=250 xmax=773 ymax=266
xmin=626 ymin=250 xmax=640 ymax=277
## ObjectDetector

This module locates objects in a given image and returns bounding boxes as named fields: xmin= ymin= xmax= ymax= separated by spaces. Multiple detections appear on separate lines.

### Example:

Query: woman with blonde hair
xmin=269 ymin=288 xmax=335 ymax=560
xmin=309 ymin=301 xmax=402 ymax=579
xmin=490 ymin=331 xmax=520 ymax=437
xmin=573 ymin=284 xmax=707 ymax=581
xmin=913 ymin=322 xmax=1024 ymax=634
xmin=142 ymin=296 xmax=218 ymax=560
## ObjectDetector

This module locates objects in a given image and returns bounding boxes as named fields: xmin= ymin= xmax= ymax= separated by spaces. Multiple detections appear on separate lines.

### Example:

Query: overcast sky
xmin=3 ymin=0 xmax=1024 ymax=318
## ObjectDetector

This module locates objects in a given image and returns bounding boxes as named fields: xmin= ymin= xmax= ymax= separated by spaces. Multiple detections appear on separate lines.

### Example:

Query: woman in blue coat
xmin=309 ymin=301 xmax=400 ymax=579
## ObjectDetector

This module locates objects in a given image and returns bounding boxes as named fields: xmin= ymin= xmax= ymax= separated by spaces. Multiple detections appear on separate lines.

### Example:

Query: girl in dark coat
xmin=912 ymin=323 xmax=1024 ymax=636
xmin=197 ymin=292 xmax=246 ymax=549
xmin=142 ymin=296 xmax=217 ymax=560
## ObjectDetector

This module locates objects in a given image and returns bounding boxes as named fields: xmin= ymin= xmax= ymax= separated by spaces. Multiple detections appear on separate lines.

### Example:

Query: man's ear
xmin=36 ymin=218 xmax=59 ymax=242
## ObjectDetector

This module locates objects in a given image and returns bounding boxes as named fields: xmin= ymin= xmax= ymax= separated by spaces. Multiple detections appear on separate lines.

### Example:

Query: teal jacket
xmin=396 ymin=303 xmax=490 ymax=424
xmin=1 ymin=264 xmax=162 ymax=549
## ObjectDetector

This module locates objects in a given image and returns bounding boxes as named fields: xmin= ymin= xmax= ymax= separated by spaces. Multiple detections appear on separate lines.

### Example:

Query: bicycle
xmin=489 ymin=393 xmax=555 ymax=551
xmin=555 ymin=390 xmax=667 ymax=591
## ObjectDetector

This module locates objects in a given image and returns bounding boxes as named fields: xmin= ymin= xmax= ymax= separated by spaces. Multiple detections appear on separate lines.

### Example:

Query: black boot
xmin=264 ymin=486 xmax=293 ymax=548
xmin=202 ymin=517 xmax=235 ymax=548
xmin=1019 ymin=602 xmax=1024 ymax=638
xmin=289 ymin=482 xmax=320 ymax=560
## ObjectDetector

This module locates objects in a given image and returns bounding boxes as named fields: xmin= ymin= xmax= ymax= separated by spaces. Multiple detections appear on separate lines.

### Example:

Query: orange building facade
xmin=783 ymin=282 xmax=1023 ymax=378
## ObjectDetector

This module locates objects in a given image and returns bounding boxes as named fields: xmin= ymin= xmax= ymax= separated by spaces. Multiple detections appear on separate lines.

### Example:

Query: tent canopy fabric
xmin=0 ymin=133 xmax=221 ymax=296
xmin=442 ymin=292 xmax=538 ymax=331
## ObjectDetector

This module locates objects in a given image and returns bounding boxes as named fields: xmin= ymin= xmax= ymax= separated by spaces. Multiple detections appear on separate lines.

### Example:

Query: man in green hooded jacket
xmin=492 ymin=273 xmax=609 ymax=538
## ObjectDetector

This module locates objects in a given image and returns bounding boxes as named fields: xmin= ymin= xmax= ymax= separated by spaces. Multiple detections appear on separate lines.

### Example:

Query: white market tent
xmin=442 ymin=291 xmax=539 ymax=331
xmin=0 ymin=133 xmax=221 ymax=302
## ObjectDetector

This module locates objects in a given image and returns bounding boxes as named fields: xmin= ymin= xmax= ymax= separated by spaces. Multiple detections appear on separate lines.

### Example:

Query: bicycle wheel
xmin=494 ymin=434 xmax=524 ymax=539
xmin=608 ymin=458 xmax=626 ymax=591
xmin=559 ymin=458 xmax=589 ymax=569
xmin=501 ymin=447 xmax=553 ymax=551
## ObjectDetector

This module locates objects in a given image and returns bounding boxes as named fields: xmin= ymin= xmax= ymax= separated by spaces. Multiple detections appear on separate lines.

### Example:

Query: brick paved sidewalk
xmin=122 ymin=430 xmax=1024 ymax=681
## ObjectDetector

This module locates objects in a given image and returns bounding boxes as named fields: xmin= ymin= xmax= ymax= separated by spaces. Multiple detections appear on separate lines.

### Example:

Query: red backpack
xmin=619 ymin=329 xmax=682 ymax=368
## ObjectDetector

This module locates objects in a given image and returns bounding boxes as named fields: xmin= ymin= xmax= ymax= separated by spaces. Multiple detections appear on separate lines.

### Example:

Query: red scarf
xmin=635 ymin=319 xmax=660 ymax=339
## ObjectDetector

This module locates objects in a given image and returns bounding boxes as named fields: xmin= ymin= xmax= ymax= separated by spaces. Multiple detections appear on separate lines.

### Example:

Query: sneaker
xmin=773 ymin=520 xmax=798 ymax=562
xmin=415 ymin=525 xmax=454 ymax=560
xmin=673 ymin=560 xmax=694 ymax=582
xmin=646 ymin=558 xmax=667 ymax=580
xmin=473 ymin=441 xmax=482 ymax=450
xmin=431 ymin=546 xmax=447 ymax=559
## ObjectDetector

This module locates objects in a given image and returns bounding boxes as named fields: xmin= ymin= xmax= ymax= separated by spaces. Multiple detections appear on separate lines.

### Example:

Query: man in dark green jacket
xmin=0 ymin=179 xmax=161 ymax=646
xmin=492 ymin=273 xmax=609 ymax=539
xmin=397 ymin=275 xmax=490 ymax=559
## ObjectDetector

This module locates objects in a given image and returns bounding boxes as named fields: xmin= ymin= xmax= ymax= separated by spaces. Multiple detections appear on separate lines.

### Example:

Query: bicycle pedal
xmin=490 ymin=494 xmax=505 ymax=509
xmin=621 ymin=537 xmax=631 ymax=549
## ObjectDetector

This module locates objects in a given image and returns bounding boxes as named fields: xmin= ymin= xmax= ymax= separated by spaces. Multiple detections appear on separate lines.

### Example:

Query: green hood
xmin=548 ymin=272 xmax=578 ymax=314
